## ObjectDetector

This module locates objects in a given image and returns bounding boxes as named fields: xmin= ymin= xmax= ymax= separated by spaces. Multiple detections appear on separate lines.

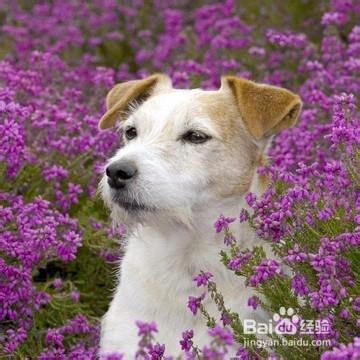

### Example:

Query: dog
xmin=98 ymin=74 xmax=301 ymax=358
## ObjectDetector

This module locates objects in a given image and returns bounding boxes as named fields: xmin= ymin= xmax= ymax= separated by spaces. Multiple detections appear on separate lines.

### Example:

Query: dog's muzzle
xmin=106 ymin=160 xmax=137 ymax=189
xmin=106 ymin=160 xmax=152 ymax=212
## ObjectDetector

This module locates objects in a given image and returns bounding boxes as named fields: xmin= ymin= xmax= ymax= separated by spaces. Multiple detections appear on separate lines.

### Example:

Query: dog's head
xmin=99 ymin=74 xmax=301 ymax=224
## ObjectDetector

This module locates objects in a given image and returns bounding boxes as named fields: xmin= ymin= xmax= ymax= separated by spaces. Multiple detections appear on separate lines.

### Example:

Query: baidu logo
xmin=273 ymin=307 xmax=299 ymax=335
xmin=244 ymin=306 xmax=331 ymax=336
xmin=244 ymin=306 xmax=302 ymax=335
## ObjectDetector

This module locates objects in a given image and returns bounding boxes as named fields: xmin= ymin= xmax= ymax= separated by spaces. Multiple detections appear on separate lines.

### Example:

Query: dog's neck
xmin=131 ymin=171 xmax=268 ymax=253
xmin=119 ymin=171 xmax=269 ymax=293
xmin=127 ymin=196 xmax=256 ymax=292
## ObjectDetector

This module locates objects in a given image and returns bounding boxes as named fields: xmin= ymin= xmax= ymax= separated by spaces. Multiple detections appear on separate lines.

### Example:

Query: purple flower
xmin=239 ymin=208 xmax=249 ymax=223
xmin=43 ymin=164 xmax=69 ymax=181
xmin=53 ymin=278 xmax=63 ymax=289
xmin=291 ymin=274 xmax=310 ymax=296
xmin=135 ymin=321 xmax=158 ymax=336
xmin=224 ymin=232 xmax=236 ymax=246
xmin=266 ymin=29 xmax=308 ymax=49
xmin=352 ymin=297 xmax=360 ymax=312
xmin=45 ymin=329 xmax=64 ymax=346
xmin=321 ymin=12 xmax=348 ymax=26
xmin=236 ymin=346 xmax=252 ymax=359
xmin=220 ymin=312 xmax=231 ymax=326
xmin=148 ymin=343 xmax=165 ymax=359
xmin=340 ymin=308 xmax=350 ymax=319
xmin=70 ymin=291 xmax=80 ymax=302
xmin=245 ymin=193 xmax=257 ymax=207
xmin=228 ymin=251 xmax=252 ymax=271
xmin=247 ymin=296 xmax=259 ymax=310
xmin=250 ymin=259 xmax=281 ymax=287
xmin=321 ymin=337 xmax=360 ymax=359
xmin=193 ymin=271 xmax=213 ymax=287
xmin=208 ymin=325 xmax=234 ymax=346
xmin=214 ymin=214 xmax=236 ymax=233
xmin=285 ymin=245 xmax=308 ymax=263
xmin=180 ymin=329 xmax=194 ymax=352
xmin=187 ymin=293 xmax=206 ymax=316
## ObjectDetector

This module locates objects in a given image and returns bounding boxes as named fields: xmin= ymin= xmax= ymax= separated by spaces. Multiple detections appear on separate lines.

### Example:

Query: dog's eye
xmin=182 ymin=130 xmax=211 ymax=144
xmin=125 ymin=126 xmax=137 ymax=140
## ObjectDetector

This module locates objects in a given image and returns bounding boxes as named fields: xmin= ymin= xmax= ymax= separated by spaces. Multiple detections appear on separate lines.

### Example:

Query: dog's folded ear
xmin=99 ymin=74 xmax=172 ymax=130
xmin=221 ymin=76 xmax=302 ymax=140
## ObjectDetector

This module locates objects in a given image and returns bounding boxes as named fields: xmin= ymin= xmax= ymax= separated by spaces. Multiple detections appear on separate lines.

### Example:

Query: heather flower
xmin=245 ymin=192 xmax=257 ymax=207
xmin=228 ymin=251 xmax=252 ymax=272
xmin=291 ymin=274 xmax=310 ymax=296
xmin=247 ymin=296 xmax=259 ymax=310
xmin=70 ymin=290 xmax=80 ymax=302
xmin=38 ymin=348 xmax=67 ymax=360
xmin=148 ymin=343 xmax=166 ymax=359
xmin=39 ymin=315 xmax=99 ymax=359
xmin=61 ymin=314 xmax=92 ymax=334
xmin=266 ymin=29 xmax=308 ymax=49
xmin=208 ymin=325 xmax=234 ymax=346
xmin=239 ymin=208 xmax=249 ymax=223
xmin=3 ymin=328 xmax=27 ymax=353
xmin=0 ymin=118 xmax=30 ymax=177
xmin=220 ymin=312 xmax=231 ymax=326
xmin=0 ymin=194 xmax=81 ymax=352
xmin=135 ymin=321 xmax=168 ymax=360
xmin=201 ymin=346 xmax=224 ymax=359
xmin=53 ymin=278 xmax=63 ymax=289
xmin=268 ymin=354 xmax=280 ymax=360
xmin=321 ymin=12 xmax=348 ymax=26
xmin=187 ymin=293 xmax=206 ymax=316
xmin=43 ymin=164 xmax=69 ymax=181
xmin=284 ymin=244 xmax=308 ymax=263
xmin=136 ymin=321 xmax=158 ymax=337
xmin=45 ymin=329 xmax=64 ymax=346
xmin=193 ymin=271 xmax=213 ymax=287
xmin=214 ymin=214 xmax=236 ymax=233
xmin=223 ymin=231 xmax=236 ymax=246
xmin=236 ymin=346 xmax=252 ymax=359
xmin=248 ymin=46 xmax=266 ymax=57
xmin=180 ymin=330 xmax=194 ymax=352
xmin=340 ymin=308 xmax=350 ymax=319
xmin=249 ymin=259 xmax=281 ymax=287
xmin=352 ymin=297 xmax=360 ymax=312
xmin=321 ymin=337 xmax=360 ymax=359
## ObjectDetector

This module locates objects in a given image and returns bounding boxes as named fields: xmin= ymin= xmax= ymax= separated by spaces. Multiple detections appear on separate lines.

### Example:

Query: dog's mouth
xmin=111 ymin=192 xmax=154 ymax=212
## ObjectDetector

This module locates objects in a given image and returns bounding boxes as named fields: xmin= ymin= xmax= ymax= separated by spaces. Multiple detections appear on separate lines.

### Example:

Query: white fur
xmin=99 ymin=87 xmax=269 ymax=358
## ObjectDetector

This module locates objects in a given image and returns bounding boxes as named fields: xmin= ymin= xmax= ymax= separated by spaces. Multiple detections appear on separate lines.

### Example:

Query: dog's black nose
xmin=106 ymin=161 xmax=137 ymax=189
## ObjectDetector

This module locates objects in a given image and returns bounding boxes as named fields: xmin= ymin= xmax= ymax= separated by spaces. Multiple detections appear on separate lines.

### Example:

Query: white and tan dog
xmin=98 ymin=74 xmax=301 ymax=357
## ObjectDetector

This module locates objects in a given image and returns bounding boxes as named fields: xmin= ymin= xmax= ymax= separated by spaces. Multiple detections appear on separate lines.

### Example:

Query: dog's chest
xmin=116 ymin=226 xmax=255 ymax=351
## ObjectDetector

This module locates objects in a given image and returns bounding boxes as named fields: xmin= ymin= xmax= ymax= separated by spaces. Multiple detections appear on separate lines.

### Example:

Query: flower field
xmin=0 ymin=0 xmax=359 ymax=359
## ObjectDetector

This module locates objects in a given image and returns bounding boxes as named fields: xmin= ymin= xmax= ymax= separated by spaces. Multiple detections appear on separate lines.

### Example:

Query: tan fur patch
xmin=192 ymin=92 xmax=261 ymax=198
xmin=257 ymin=154 xmax=270 ymax=193
xmin=99 ymin=74 xmax=171 ymax=130
xmin=222 ymin=76 xmax=302 ymax=140
xmin=194 ymin=91 xmax=249 ymax=142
